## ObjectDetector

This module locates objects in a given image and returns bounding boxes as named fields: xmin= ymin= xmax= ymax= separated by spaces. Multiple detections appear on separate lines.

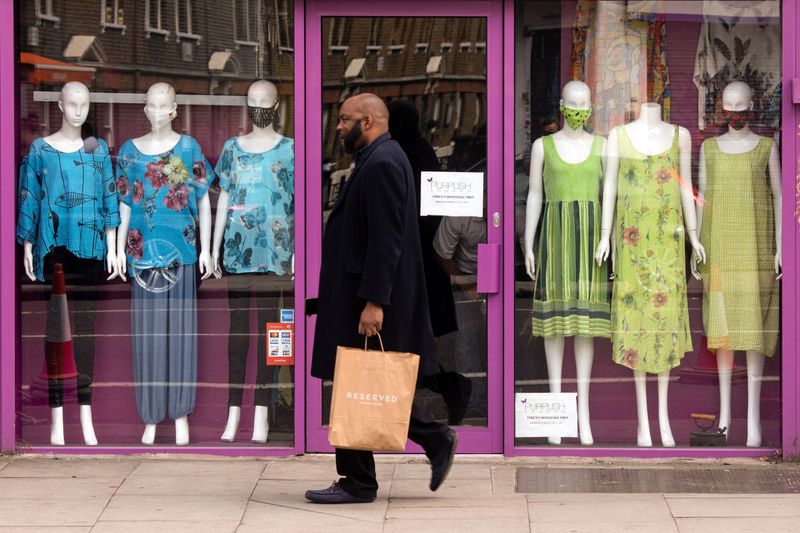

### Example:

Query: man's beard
xmin=342 ymin=121 xmax=363 ymax=154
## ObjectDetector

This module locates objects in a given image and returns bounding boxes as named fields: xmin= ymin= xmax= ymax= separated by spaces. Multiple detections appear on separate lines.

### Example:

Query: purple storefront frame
xmin=0 ymin=0 xmax=797 ymax=458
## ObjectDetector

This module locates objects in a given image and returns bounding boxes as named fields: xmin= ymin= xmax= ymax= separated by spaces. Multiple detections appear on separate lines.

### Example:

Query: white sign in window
xmin=420 ymin=171 xmax=484 ymax=218
xmin=514 ymin=392 xmax=578 ymax=438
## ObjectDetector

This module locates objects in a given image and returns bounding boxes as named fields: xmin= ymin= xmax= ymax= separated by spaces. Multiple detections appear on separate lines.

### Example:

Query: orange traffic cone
xmin=40 ymin=263 xmax=78 ymax=379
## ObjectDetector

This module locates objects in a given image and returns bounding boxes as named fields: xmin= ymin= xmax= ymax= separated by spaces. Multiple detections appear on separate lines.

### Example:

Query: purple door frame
xmin=304 ymin=0 xmax=505 ymax=454
xmin=502 ymin=0 xmax=800 ymax=458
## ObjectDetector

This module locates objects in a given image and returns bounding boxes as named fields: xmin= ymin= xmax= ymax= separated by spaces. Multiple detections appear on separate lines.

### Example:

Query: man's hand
xmin=358 ymin=301 xmax=384 ymax=337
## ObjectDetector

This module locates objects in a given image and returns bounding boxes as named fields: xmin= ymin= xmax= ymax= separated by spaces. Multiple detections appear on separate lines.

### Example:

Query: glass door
xmin=305 ymin=0 xmax=504 ymax=453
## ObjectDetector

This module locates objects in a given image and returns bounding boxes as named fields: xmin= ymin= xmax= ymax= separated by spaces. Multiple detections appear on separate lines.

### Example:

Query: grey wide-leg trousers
xmin=132 ymin=265 xmax=197 ymax=424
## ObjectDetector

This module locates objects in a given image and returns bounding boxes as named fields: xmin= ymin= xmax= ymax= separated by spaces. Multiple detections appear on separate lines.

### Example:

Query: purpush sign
xmin=419 ymin=171 xmax=484 ymax=217
xmin=514 ymin=392 xmax=578 ymax=438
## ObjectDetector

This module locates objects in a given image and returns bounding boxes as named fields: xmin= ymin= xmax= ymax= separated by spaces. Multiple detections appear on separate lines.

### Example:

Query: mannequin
xmin=211 ymin=80 xmax=295 ymax=443
xmin=691 ymin=82 xmax=781 ymax=447
xmin=17 ymin=81 xmax=121 ymax=446
xmin=595 ymin=102 xmax=705 ymax=447
xmin=115 ymin=82 xmax=213 ymax=445
xmin=523 ymin=80 xmax=610 ymax=445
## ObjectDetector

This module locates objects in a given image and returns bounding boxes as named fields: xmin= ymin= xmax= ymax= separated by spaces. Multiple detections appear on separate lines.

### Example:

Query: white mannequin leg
xmin=50 ymin=406 xmax=65 ymax=446
xmin=657 ymin=370 xmax=675 ymax=447
xmin=221 ymin=406 xmax=241 ymax=442
xmin=573 ymin=336 xmax=594 ymax=445
xmin=252 ymin=405 xmax=269 ymax=443
xmin=745 ymin=351 xmax=766 ymax=447
xmin=716 ymin=349 xmax=734 ymax=438
xmin=633 ymin=371 xmax=652 ymax=447
xmin=141 ymin=424 xmax=156 ymax=445
xmin=79 ymin=405 xmax=98 ymax=446
xmin=544 ymin=337 xmax=565 ymax=445
xmin=175 ymin=416 xmax=190 ymax=446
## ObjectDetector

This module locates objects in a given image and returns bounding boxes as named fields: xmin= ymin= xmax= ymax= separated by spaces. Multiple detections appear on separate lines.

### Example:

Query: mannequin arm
xmin=677 ymin=127 xmax=705 ymax=279
xmin=22 ymin=241 xmax=35 ymax=281
xmin=211 ymin=189 xmax=230 ymax=279
xmin=690 ymin=140 xmax=709 ymax=279
xmin=523 ymin=139 xmax=545 ymax=280
xmin=767 ymin=142 xmax=782 ymax=276
xmin=595 ymin=129 xmax=619 ymax=266
xmin=105 ymin=228 xmax=119 ymax=280
xmin=198 ymin=192 xmax=213 ymax=280
xmin=116 ymin=203 xmax=131 ymax=282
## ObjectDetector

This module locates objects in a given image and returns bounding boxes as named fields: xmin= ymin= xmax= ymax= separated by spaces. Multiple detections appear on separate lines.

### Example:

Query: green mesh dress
xmin=611 ymin=126 xmax=692 ymax=374
xmin=698 ymin=137 xmax=779 ymax=356
xmin=531 ymin=135 xmax=610 ymax=338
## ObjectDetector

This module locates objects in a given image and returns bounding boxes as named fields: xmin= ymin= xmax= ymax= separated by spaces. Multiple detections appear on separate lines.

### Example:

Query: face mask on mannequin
xmin=720 ymin=109 xmax=751 ymax=130
xmin=248 ymin=101 xmax=280 ymax=129
xmin=559 ymin=104 xmax=592 ymax=130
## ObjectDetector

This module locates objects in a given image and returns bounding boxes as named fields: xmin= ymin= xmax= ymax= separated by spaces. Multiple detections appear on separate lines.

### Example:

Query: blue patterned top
xmin=16 ymin=138 xmax=121 ymax=281
xmin=215 ymin=136 xmax=294 ymax=274
xmin=116 ymin=135 xmax=212 ymax=274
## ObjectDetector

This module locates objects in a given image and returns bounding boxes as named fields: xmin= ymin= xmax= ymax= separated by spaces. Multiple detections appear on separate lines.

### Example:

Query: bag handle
xmin=363 ymin=332 xmax=385 ymax=352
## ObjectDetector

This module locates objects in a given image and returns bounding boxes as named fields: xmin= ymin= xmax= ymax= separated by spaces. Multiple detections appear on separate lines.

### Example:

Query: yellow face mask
xmin=560 ymin=105 xmax=592 ymax=130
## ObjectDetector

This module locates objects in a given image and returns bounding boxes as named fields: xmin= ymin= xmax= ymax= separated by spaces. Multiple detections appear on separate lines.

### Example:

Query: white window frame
xmin=475 ymin=41 xmax=486 ymax=53
xmin=175 ymin=0 xmax=202 ymax=42
xmin=388 ymin=44 xmax=405 ymax=55
xmin=414 ymin=43 xmax=428 ymax=54
xmin=328 ymin=18 xmax=349 ymax=55
xmin=440 ymin=42 xmax=452 ymax=54
xmin=365 ymin=45 xmax=382 ymax=56
xmin=275 ymin=0 xmax=294 ymax=53
xmin=233 ymin=0 xmax=258 ymax=48
xmin=101 ymin=0 xmax=126 ymax=33
xmin=36 ymin=0 xmax=60 ymax=25
xmin=145 ymin=0 xmax=170 ymax=39
xmin=459 ymin=41 xmax=472 ymax=53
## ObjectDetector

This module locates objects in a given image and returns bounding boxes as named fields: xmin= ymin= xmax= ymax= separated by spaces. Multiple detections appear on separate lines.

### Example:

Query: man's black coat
xmin=311 ymin=133 xmax=438 ymax=380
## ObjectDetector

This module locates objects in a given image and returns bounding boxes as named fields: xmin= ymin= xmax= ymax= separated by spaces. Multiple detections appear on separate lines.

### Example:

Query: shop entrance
xmin=305 ymin=0 xmax=504 ymax=453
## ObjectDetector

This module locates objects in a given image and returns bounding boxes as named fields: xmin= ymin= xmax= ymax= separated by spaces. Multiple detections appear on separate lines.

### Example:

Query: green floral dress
xmin=611 ymin=126 xmax=692 ymax=373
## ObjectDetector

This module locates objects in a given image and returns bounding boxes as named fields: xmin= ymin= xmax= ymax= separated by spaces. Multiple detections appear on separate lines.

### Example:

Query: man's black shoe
xmin=442 ymin=372 xmax=472 ymax=425
xmin=429 ymin=429 xmax=458 ymax=491
xmin=305 ymin=481 xmax=376 ymax=504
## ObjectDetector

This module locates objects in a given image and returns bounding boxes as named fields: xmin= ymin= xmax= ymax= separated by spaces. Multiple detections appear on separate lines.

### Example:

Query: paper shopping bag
xmin=328 ymin=335 xmax=420 ymax=451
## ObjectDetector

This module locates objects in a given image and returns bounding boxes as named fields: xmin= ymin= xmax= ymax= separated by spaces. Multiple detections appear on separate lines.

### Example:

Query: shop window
xmin=15 ymin=0 xmax=297 ymax=451
xmin=328 ymin=18 xmax=350 ymax=55
xmin=275 ymin=0 xmax=293 ymax=53
xmin=101 ymin=0 xmax=125 ymax=31
xmin=233 ymin=0 xmax=259 ymax=47
xmin=36 ymin=0 xmax=59 ymax=25
xmin=513 ymin=0 xmax=783 ymax=450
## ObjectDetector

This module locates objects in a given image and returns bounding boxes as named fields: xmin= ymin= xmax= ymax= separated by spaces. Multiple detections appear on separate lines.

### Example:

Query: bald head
xmin=337 ymin=93 xmax=390 ymax=152
xmin=146 ymin=82 xmax=176 ymax=103
xmin=61 ymin=81 xmax=89 ymax=102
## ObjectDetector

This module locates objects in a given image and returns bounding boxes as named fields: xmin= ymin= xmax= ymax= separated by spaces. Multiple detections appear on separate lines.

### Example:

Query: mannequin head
xmin=721 ymin=82 xmax=753 ymax=130
xmin=58 ymin=82 xmax=90 ymax=129
xmin=144 ymin=82 xmax=177 ymax=130
xmin=560 ymin=80 xmax=591 ymax=110
xmin=247 ymin=80 xmax=279 ymax=108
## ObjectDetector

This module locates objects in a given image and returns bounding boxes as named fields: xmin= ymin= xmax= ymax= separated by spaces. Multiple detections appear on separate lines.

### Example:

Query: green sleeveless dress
xmin=698 ymin=137 xmax=779 ymax=356
xmin=611 ymin=126 xmax=692 ymax=373
xmin=532 ymin=134 xmax=610 ymax=338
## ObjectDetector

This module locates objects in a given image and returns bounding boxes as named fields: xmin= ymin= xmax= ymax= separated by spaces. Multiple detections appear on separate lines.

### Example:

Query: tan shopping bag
xmin=328 ymin=334 xmax=420 ymax=451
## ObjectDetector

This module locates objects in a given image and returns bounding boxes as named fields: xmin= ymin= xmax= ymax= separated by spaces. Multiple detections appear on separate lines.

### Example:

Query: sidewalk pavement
xmin=0 ymin=454 xmax=799 ymax=532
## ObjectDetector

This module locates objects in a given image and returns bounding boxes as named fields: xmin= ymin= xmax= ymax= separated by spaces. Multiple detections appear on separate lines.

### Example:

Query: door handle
xmin=477 ymin=243 xmax=500 ymax=294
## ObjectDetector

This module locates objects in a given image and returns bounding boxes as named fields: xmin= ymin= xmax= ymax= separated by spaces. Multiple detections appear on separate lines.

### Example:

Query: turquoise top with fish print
xmin=16 ymin=137 xmax=121 ymax=281
xmin=215 ymin=136 xmax=294 ymax=275
xmin=116 ymin=135 xmax=212 ymax=276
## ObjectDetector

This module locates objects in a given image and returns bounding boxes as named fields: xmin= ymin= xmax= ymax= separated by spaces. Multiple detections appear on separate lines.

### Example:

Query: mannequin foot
xmin=141 ymin=424 xmax=156 ymax=445
xmin=660 ymin=428 xmax=675 ymax=447
xmin=547 ymin=436 xmax=561 ymax=445
xmin=221 ymin=406 xmax=241 ymax=442
xmin=50 ymin=406 xmax=65 ymax=446
xmin=252 ymin=405 xmax=269 ymax=443
xmin=79 ymin=405 xmax=98 ymax=446
xmin=175 ymin=416 xmax=189 ymax=446
xmin=746 ymin=426 xmax=762 ymax=448
xmin=579 ymin=424 xmax=594 ymax=446
xmin=637 ymin=426 xmax=652 ymax=447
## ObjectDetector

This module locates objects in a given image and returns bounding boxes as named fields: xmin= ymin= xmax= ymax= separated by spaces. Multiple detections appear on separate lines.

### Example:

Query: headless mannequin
xmin=524 ymin=81 xmax=599 ymax=445
xmin=691 ymin=82 xmax=781 ymax=447
xmin=212 ymin=80 xmax=283 ymax=443
xmin=595 ymin=102 xmax=706 ymax=447
xmin=23 ymin=81 xmax=119 ymax=446
xmin=116 ymin=82 xmax=213 ymax=445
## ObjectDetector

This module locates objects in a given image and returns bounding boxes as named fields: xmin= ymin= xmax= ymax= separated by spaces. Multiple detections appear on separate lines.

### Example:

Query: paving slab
xmin=129 ymin=460 xmax=266 ymax=480
xmin=239 ymin=499 xmax=385 ymax=533
xmin=0 ymin=458 xmax=136 ymax=479
xmin=0 ymin=477 xmax=122 ymax=500
xmin=90 ymin=521 xmax=240 ymax=533
xmin=675 ymin=517 xmax=800 ymax=533
xmin=0 ymin=528 xmax=90 ymax=533
xmin=528 ymin=494 xmax=678 ymax=533
xmin=393 ymin=461 xmax=490 ymax=480
xmin=99 ymin=494 xmax=250 ymax=522
xmin=384 ymin=517 xmax=530 ymax=533
xmin=116 ymin=461 xmax=263 ymax=497
xmin=0 ymin=498 xmax=111 ymax=527
xmin=389 ymin=477 xmax=492 ymax=499
xmin=490 ymin=465 xmax=517 ymax=495
xmin=386 ymin=496 xmax=528 ymax=519
xmin=666 ymin=496 xmax=800 ymax=518
xmin=262 ymin=459 xmax=394 ymax=481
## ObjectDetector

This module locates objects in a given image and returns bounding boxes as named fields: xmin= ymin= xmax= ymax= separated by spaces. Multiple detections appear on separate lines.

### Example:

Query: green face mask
xmin=560 ymin=105 xmax=592 ymax=130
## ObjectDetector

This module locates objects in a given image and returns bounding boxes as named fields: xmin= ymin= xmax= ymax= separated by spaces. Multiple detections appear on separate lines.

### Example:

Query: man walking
xmin=305 ymin=93 xmax=457 ymax=504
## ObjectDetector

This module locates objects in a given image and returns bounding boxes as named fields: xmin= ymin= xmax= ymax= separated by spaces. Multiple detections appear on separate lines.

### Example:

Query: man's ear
xmin=362 ymin=115 xmax=374 ymax=130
